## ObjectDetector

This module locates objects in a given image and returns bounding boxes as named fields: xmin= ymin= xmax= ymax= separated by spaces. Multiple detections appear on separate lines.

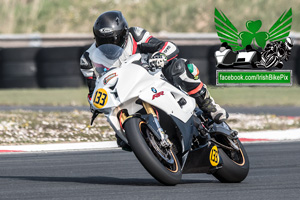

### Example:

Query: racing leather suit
xmin=80 ymin=27 xmax=228 ymax=124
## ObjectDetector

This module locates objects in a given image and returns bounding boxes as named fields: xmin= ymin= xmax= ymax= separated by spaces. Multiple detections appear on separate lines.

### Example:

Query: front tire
xmin=124 ymin=117 xmax=182 ymax=186
xmin=213 ymin=139 xmax=249 ymax=183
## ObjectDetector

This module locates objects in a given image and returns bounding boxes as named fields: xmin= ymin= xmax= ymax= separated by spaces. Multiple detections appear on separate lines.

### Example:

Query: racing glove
xmin=149 ymin=52 xmax=168 ymax=69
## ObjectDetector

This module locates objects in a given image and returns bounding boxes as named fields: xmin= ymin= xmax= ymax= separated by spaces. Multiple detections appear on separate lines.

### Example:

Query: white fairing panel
xmin=139 ymin=81 xmax=195 ymax=123
xmin=91 ymin=53 xmax=195 ymax=137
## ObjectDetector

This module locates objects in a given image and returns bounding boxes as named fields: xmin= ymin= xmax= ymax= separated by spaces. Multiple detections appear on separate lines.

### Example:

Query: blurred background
xmin=1 ymin=0 xmax=300 ymax=144
xmin=1 ymin=0 xmax=299 ymax=34
xmin=0 ymin=0 xmax=299 ymax=89
xmin=0 ymin=0 xmax=300 ymax=89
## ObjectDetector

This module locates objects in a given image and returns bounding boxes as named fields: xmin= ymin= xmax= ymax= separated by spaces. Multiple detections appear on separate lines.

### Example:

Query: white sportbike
xmin=89 ymin=44 xmax=249 ymax=185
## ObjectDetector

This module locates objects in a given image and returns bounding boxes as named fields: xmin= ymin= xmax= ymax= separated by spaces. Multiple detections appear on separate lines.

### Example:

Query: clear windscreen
xmin=91 ymin=44 xmax=124 ymax=75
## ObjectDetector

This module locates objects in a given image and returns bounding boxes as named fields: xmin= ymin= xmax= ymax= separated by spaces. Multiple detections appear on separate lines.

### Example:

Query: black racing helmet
xmin=93 ymin=11 xmax=129 ymax=48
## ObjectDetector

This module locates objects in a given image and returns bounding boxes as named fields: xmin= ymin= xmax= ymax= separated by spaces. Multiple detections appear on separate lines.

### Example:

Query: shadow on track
xmin=0 ymin=175 xmax=216 ymax=186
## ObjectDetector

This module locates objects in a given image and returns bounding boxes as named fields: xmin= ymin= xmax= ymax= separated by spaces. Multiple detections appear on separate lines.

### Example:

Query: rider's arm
xmin=129 ymin=27 xmax=179 ymax=62
xmin=80 ymin=50 xmax=96 ymax=100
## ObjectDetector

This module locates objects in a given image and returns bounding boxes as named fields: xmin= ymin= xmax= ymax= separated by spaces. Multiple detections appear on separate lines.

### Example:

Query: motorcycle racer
xmin=80 ymin=11 xmax=228 ymax=125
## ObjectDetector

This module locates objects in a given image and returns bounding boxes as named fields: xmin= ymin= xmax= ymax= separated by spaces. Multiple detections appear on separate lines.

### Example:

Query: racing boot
xmin=191 ymin=84 xmax=229 ymax=124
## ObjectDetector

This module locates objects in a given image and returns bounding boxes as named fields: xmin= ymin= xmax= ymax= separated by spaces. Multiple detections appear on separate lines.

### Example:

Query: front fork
xmin=143 ymin=102 xmax=170 ymax=147
xmin=119 ymin=101 xmax=170 ymax=147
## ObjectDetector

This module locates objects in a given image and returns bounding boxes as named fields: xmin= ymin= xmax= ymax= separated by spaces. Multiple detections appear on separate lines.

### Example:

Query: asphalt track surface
xmin=0 ymin=141 xmax=299 ymax=200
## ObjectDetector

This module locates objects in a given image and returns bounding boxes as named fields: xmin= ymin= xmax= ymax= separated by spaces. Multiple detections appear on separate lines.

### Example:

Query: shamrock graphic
xmin=215 ymin=8 xmax=292 ymax=51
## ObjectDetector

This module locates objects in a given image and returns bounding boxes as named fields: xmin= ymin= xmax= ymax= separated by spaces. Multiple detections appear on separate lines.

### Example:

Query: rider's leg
xmin=163 ymin=58 xmax=228 ymax=124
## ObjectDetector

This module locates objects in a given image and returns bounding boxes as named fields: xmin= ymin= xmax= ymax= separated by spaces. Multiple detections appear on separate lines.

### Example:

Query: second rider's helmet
xmin=93 ymin=11 xmax=129 ymax=48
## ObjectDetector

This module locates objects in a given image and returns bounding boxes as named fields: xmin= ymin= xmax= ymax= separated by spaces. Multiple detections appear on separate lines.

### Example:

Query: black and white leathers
xmin=80 ymin=27 xmax=178 ymax=95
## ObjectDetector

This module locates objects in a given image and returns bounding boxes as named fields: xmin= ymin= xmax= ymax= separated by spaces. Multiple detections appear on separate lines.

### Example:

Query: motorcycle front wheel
xmin=124 ymin=117 xmax=182 ymax=186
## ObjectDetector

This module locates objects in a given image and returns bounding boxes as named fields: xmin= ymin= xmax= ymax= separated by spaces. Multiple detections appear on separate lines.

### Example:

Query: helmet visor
xmin=95 ymin=29 xmax=128 ymax=47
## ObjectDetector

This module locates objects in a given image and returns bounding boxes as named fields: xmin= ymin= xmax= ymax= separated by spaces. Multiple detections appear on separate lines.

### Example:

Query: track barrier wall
xmin=0 ymin=44 xmax=299 ymax=88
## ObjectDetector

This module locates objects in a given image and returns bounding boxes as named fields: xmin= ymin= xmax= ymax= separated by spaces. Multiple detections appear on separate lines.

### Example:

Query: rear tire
xmin=124 ymin=117 xmax=182 ymax=186
xmin=213 ymin=139 xmax=249 ymax=183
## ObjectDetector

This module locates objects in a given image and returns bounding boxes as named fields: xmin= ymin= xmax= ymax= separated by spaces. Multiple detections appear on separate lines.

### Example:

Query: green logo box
xmin=216 ymin=70 xmax=292 ymax=86
xmin=215 ymin=8 xmax=292 ymax=51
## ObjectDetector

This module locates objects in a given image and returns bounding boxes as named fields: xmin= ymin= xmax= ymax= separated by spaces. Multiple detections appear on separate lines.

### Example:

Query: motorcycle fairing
xmin=170 ymin=115 xmax=224 ymax=173
xmin=170 ymin=115 xmax=198 ymax=153
xmin=138 ymin=81 xmax=196 ymax=124
xmin=91 ymin=53 xmax=197 ymax=153
xmin=210 ymin=122 xmax=232 ymax=136
xmin=182 ymin=144 xmax=223 ymax=174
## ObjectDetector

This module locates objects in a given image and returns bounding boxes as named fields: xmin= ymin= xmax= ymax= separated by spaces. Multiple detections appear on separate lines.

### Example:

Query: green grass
xmin=0 ymin=86 xmax=300 ymax=107
xmin=209 ymin=86 xmax=300 ymax=107
xmin=0 ymin=88 xmax=88 ymax=106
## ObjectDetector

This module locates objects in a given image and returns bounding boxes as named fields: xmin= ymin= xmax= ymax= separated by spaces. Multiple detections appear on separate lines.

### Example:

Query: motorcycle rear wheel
xmin=213 ymin=139 xmax=249 ymax=183
xmin=124 ymin=117 xmax=182 ymax=186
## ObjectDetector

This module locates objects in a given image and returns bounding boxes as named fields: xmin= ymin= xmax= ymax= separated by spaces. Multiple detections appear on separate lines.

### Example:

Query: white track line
xmin=239 ymin=128 xmax=300 ymax=141
xmin=0 ymin=141 xmax=118 ymax=152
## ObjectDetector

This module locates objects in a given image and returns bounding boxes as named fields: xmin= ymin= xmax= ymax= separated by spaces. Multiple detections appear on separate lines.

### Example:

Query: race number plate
xmin=209 ymin=146 xmax=220 ymax=166
xmin=93 ymin=88 xmax=108 ymax=109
